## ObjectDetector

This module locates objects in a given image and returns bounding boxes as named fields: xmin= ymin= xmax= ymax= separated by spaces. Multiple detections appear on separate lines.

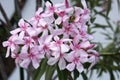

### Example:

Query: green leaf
xmin=73 ymin=69 xmax=79 ymax=80
xmin=109 ymin=70 xmax=115 ymax=80
xmin=45 ymin=64 xmax=56 ymax=80
xmin=57 ymin=66 xmax=68 ymax=80
xmin=101 ymin=32 xmax=113 ymax=40
xmin=33 ymin=58 xmax=47 ymax=80
xmin=81 ymin=72 xmax=88 ymax=80
xmin=117 ymin=0 xmax=120 ymax=11
xmin=106 ymin=0 xmax=112 ymax=16
xmin=93 ymin=23 xmax=108 ymax=29
xmin=94 ymin=9 xmax=109 ymax=19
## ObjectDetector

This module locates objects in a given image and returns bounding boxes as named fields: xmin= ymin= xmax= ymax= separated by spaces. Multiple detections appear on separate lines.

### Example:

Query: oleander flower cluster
xmin=2 ymin=0 xmax=99 ymax=73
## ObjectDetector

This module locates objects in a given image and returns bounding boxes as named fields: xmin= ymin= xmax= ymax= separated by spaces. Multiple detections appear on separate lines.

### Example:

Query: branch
xmin=14 ymin=0 xmax=22 ymax=18
xmin=0 ymin=3 xmax=11 ymax=28
xmin=36 ymin=0 xmax=42 ymax=10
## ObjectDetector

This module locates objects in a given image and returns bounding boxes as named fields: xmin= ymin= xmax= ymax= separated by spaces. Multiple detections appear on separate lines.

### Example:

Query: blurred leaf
xmin=45 ymin=64 xmax=56 ymax=80
xmin=81 ymin=72 xmax=88 ymax=80
xmin=93 ymin=23 xmax=108 ymax=29
xmin=101 ymin=32 xmax=113 ymax=40
xmin=117 ymin=0 xmax=120 ymax=11
xmin=73 ymin=69 xmax=79 ymax=80
xmin=33 ymin=58 xmax=47 ymax=80
xmin=57 ymin=66 xmax=67 ymax=80
xmin=94 ymin=9 xmax=109 ymax=19
xmin=106 ymin=0 xmax=112 ymax=16
xmin=109 ymin=70 xmax=115 ymax=80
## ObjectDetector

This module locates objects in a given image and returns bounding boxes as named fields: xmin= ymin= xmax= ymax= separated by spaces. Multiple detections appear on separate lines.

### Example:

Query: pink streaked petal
xmin=45 ymin=1 xmax=51 ymax=8
xmin=66 ymin=62 xmax=75 ymax=71
xmin=6 ymin=47 xmax=10 ymax=57
xmin=11 ymin=45 xmax=16 ymax=52
xmin=76 ymin=63 xmax=84 ymax=73
xmin=62 ymin=38 xmax=72 ymax=42
xmin=20 ymin=53 xmax=28 ymax=59
xmin=15 ymin=39 xmax=24 ymax=45
xmin=20 ymin=58 xmax=31 ymax=69
xmin=10 ymin=28 xmax=21 ymax=34
xmin=47 ymin=57 xmax=58 ymax=65
xmin=61 ymin=44 xmax=69 ymax=53
xmin=2 ymin=41 xmax=8 ymax=47
xmin=18 ymin=19 xmax=24 ymax=27
xmin=58 ymin=58 xmax=66 ymax=70
xmin=55 ymin=17 xmax=62 ymax=25
xmin=19 ymin=31 xmax=25 ymax=39
xmin=27 ymin=28 xmax=38 ymax=37
xmin=63 ymin=15 xmax=69 ymax=22
xmin=45 ymin=35 xmax=53 ymax=44
xmin=51 ymin=51 xmax=60 ymax=58
xmin=36 ymin=8 xmax=43 ymax=15
xmin=21 ymin=45 xmax=28 ymax=53
xmin=39 ymin=19 xmax=47 ymax=27
xmin=53 ymin=29 xmax=63 ymax=36
xmin=65 ymin=0 xmax=69 ymax=8
xmin=49 ymin=43 xmax=59 ymax=51
xmin=88 ymin=56 xmax=95 ymax=63
xmin=54 ymin=36 xmax=60 ymax=41
xmin=32 ymin=58 xmax=40 ymax=69
xmin=80 ymin=41 xmax=91 ymax=48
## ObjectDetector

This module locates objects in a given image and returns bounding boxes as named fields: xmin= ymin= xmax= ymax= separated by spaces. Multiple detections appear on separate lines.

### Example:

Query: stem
xmin=19 ymin=67 xmax=24 ymax=80
xmin=99 ymin=53 xmax=120 ymax=56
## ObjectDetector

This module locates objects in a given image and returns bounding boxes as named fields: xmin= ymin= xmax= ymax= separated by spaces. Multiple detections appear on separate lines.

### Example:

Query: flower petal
xmin=61 ymin=44 xmax=69 ymax=53
xmin=66 ymin=62 xmax=75 ymax=71
xmin=32 ymin=58 xmax=40 ymax=69
xmin=10 ymin=28 xmax=21 ymax=34
xmin=47 ymin=57 xmax=58 ymax=65
xmin=76 ymin=63 xmax=84 ymax=73
xmin=20 ymin=59 xmax=31 ymax=69
xmin=58 ymin=58 xmax=66 ymax=70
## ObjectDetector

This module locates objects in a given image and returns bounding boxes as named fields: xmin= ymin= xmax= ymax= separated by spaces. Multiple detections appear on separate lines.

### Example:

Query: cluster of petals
xmin=2 ymin=0 xmax=99 ymax=73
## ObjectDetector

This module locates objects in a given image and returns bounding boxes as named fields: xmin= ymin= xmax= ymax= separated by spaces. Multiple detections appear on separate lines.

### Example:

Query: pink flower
xmin=20 ymin=46 xmax=44 ymax=69
xmin=10 ymin=19 xmax=29 ymax=39
xmin=47 ymin=51 xmax=67 ymax=70
xmin=66 ymin=50 xmax=88 ymax=73
xmin=2 ymin=34 xmax=24 ymax=57
xmin=50 ymin=36 xmax=71 ymax=52
xmin=55 ymin=10 xmax=69 ymax=25
xmin=38 ymin=35 xmax=53 ymax=57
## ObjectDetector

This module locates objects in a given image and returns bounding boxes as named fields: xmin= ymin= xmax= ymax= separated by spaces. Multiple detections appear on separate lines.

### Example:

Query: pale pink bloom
xmin=48 ymin=49 xmax=67 ymax=70
xmin=38 ymin=35 xmax=53 ymax=57
xmin=66 ymin=50 xmax=88 ymax=73
xmin=87 ymin=50 xmax=99 ymax=70
xmin=50 ymin=36 xmax=71 ymax=52
xmin=10 ymin=19 xmax=29 ymax=39
xmin=30 ymin=8 xmax=43 ymax=27
xmin=55 ymin=10 xmax=69 ymax=25
xmin=21 ymin=37 xmax=35 ymax=53
xmin=20 ymin=46 xmax=44 ymax=69
xmin=11 ymin=46 xmax=22 ymax=65
xmin=2 ymin=34 xmax=24 ymax=57
xmin=45 ymin=1 xmax=64 ymax=14
xmin=26 ymin=27 xmax=41 ymax=37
